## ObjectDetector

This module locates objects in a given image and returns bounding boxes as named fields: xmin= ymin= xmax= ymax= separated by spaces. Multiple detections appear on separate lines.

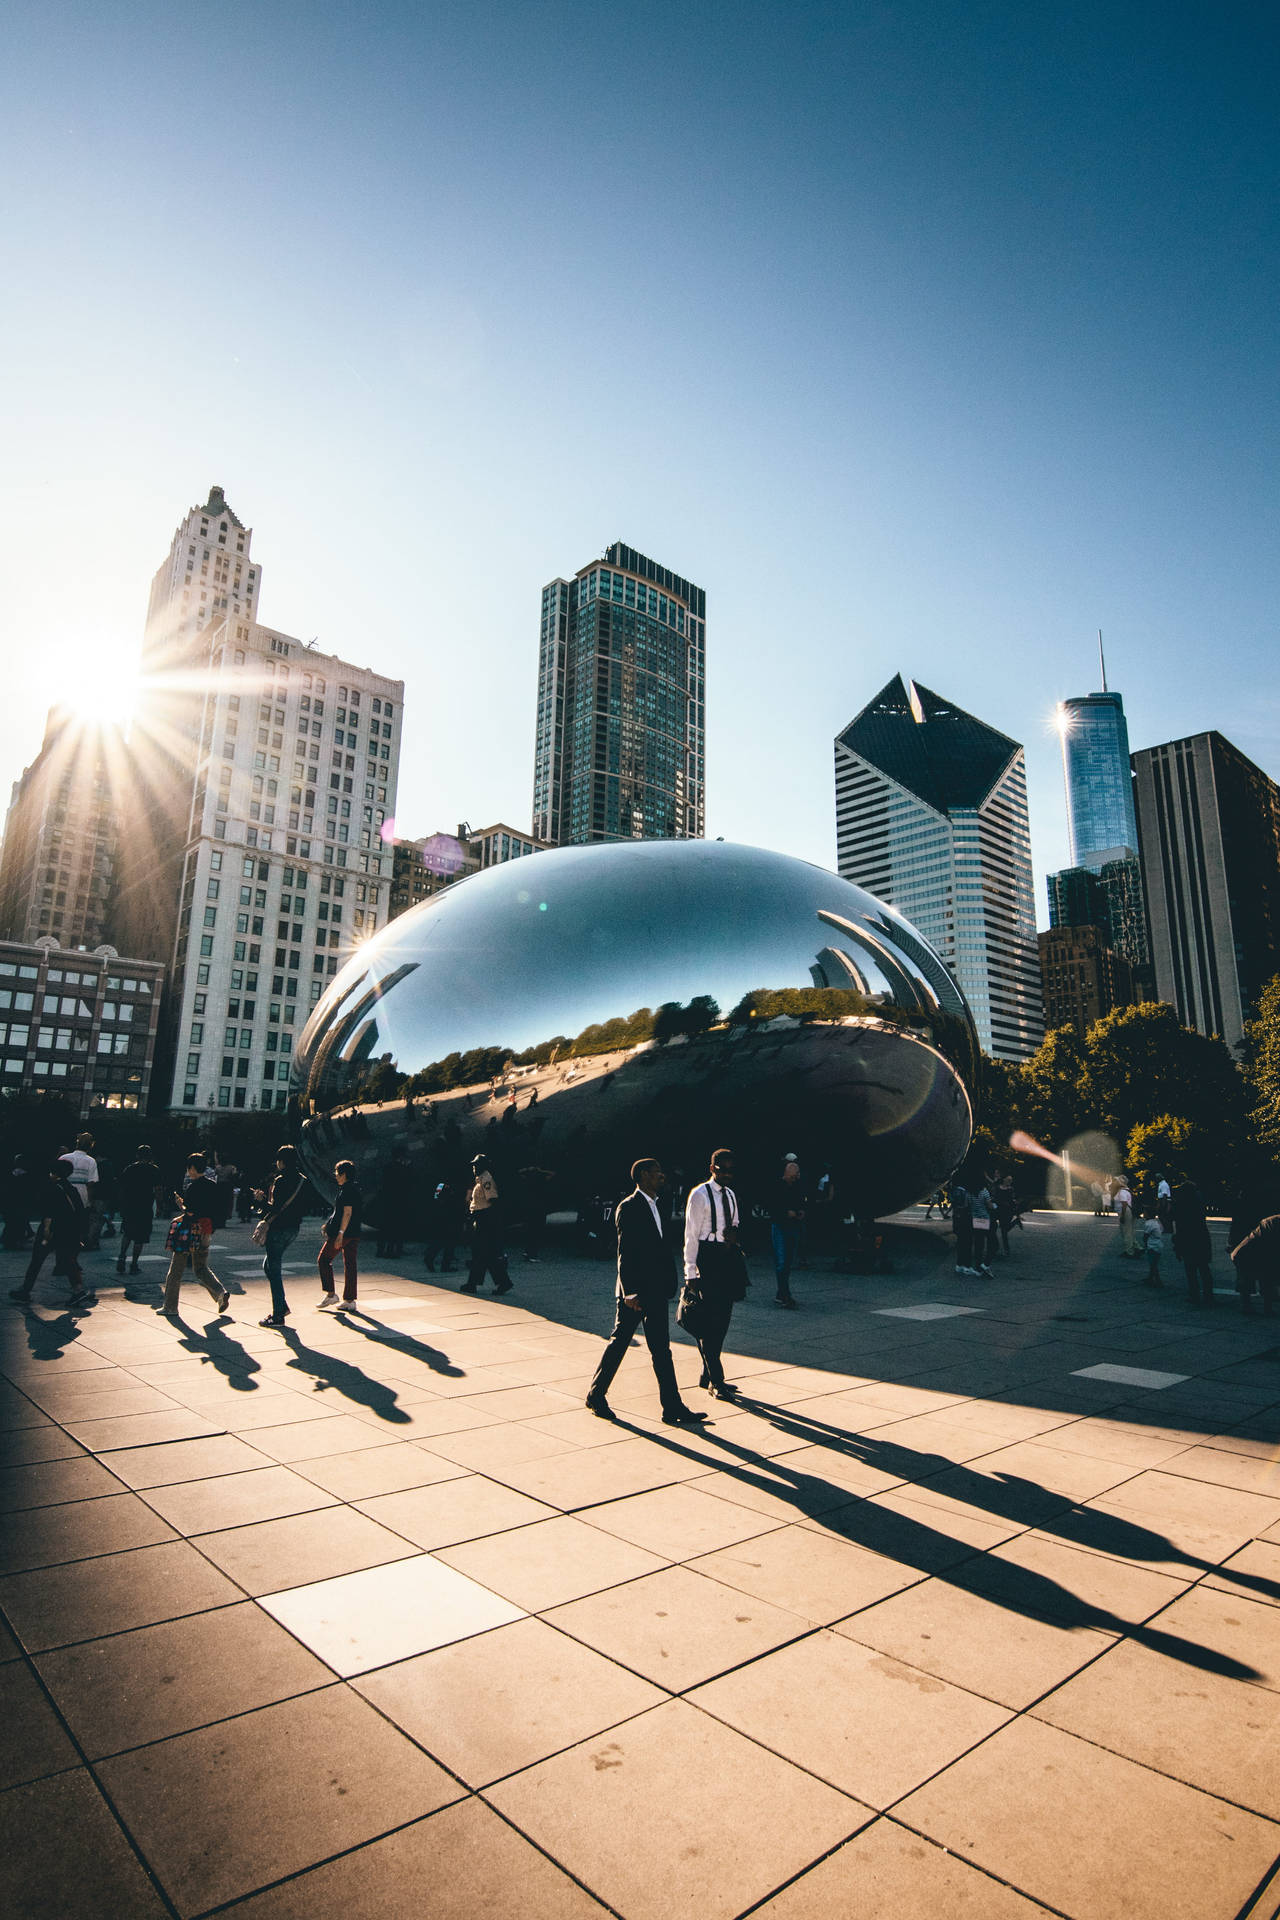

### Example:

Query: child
xmin=1139 ymin=1207 xmax=1165 ymax=1288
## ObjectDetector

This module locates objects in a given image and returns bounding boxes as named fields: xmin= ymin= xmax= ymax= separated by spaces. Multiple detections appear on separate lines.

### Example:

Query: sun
xmin=58 ymin=656 xmax=142 ymax=730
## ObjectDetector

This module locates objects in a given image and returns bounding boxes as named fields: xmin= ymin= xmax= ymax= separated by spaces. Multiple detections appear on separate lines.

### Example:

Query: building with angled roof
xmin=533 ymin=543 xmax=705 ymax=846
xmin=834 ymin=676 xmax=1043 ymax=1060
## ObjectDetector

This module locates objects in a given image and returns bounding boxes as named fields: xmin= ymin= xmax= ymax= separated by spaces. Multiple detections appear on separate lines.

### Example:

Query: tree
xmin=1125 ymin=1115 xmax=1200 ymax=1193
xmin=1017 ymin=1025 xmax=1089 ymax=1150
xmin=1081 ymin=1002 xmax=1245 ymax=1155
xmin=1241 ymin=973 xmax=1280 ymax=1165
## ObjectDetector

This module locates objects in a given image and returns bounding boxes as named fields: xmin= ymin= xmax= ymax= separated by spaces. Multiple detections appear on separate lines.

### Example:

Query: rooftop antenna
xmin=1098 ymin=629 xmax=1108 ymax=693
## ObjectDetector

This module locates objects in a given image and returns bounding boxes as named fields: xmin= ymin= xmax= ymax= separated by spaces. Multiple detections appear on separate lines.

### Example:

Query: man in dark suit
xmin=586 ymin=1158 xmax=709 ymax=1427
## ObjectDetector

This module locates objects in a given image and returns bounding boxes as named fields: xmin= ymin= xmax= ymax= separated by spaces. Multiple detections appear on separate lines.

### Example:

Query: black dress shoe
xmin=708 ymin=1382 xmax=738 ymax=1399
xmin=662 ymin=1407 xmax=710 ymax=1425
xmin=698 ymin=1371 xmax=710 ymax=1389
xmin=585 ymin=1396 xmax=615 ymax=1419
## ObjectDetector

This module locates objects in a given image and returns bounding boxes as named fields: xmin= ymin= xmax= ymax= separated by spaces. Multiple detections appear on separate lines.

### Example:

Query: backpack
xmin=165 ymin=1215 xmax=196 ymax=1253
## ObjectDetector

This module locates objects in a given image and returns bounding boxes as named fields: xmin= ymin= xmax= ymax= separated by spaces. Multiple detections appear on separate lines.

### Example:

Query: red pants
xmin=318 ymin=1235 xmax=358 ymax=1300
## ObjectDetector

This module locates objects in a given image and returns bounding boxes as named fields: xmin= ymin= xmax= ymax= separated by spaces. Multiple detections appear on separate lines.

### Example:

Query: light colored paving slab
xmin=898 ymin=1714 xmax=1280 ymax=1920
xmin=1072 ymin=1364 xmax=1191 ymax=1389
xmin=486 ymin=1697 xmax=865 ymax=1920
xmin=874 ymin=1305 xmax=985 ymax=1321
xmin=353 ymin=1614 xmax=664 ymax=1785
xmin=259 ymin=1552 xmax=524 ymax=1675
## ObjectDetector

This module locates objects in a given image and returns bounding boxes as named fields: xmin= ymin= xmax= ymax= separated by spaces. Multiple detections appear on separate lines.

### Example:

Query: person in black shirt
xmin=318 ymin=1159 xmax=362 ymax=1308
xmin=9 ymin=1157 xmax=94 ymax=1308
xmin=769 ymin=1155 xmax=805 ymax=1309
xmin=256 ymin=1145 xmax=310 ymax=1327
xmin=116 ymin=1146 xmax=162 ymax=1277
xmin=161 ymin=1153 xmax=230 ymax=1317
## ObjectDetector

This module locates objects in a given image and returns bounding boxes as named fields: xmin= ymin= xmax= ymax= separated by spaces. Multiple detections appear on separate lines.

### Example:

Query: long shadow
xmin=164 ymin=1314 xmax=264 ymax=1392
xmin=597 ymin=1394 xmax=1268 ymax=1684
xmin=328 ymin=1304 xmax=464 ymax=1378
xmin=277 ymin=1326 xmax=413 ymax=1424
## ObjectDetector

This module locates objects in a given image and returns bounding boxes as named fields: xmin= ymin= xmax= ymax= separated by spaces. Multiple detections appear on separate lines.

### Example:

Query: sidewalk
xmin=1 ymin=1209 xmax=1278 ymax=1919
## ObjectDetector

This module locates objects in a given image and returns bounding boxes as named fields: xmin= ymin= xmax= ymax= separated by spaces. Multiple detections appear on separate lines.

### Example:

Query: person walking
xmin=161 ymin=1154 xmax=230 ymax=1317
xmin=1114 ymin=1177 xmax=1138 ymax=1258
xmin=65 ymin=1131 xmax=101 ymax=1249
xmin=1 ymin=1153 xmax=34 ymax=1250
xmin=769 ymin=1154 xmax=805 ymax=1308
xmin=9 ymin=1156 xmax=95 ymax=1309
xmin=683 ymin=1148 xmax=748 ymax=1399
xmin=969 ymin=1177 xmax=995 ymax=1276
xmin=116 ymin=1145 xmax=162 ymax=1276
xmin=255 ymin=1145 xmax=310 ymax=1327
xmin=586 ymin=1158 xmax=709 ymax=1426
xmin=951 ymin=1178 xmax=977 ymax=1276
xmin=994 ymin=1175 xmax=1018 ymax=1255
xmin=461 ymin=1155 xmax=513 ymax=1295
xmin=318 ymin=1160 xmax=363 ymax=1309
xmin=1138 ymin=1203 xmax=1165 ymax=1288
xmin=1171 ymin=1172 xmax=1215 ymax=1307
xmin=423 ymin=1176 xmax=464 ymax=1272
xmin=374 ymin=1146 xmax=413 ymax=1257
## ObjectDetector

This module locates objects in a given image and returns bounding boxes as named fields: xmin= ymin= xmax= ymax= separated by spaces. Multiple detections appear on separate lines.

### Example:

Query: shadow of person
xmin=277 ymin=1326 xmax=413 ymax=1423
xmin=17 ymin=1307 xmax=86 ymax=1363
xmin=165 ymin=1317 xmax=263 ymax=1391
xmin=633 ymin=1400 xmax=1266 ymax=1684
xmin=326 ymin=1307 xmax=465 ymax=1378
xmin=729 ymin=1388 xmax=1280 ymax=1607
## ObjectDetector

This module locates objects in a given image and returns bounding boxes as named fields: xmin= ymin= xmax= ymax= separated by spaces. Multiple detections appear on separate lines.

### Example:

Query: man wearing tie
xmin=586 ymin=1159 xmax=709 ymax=1427
xmin=683 ymin=1147 xmax=747 ymax=1400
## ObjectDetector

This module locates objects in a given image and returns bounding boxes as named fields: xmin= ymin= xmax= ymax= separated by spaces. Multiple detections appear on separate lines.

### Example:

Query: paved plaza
xmin=1 ymin=1207 xmax=1279 ymax=1919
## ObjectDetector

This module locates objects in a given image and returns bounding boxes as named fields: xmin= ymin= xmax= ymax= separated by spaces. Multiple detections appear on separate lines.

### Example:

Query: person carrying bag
xmin=681 ymin=1148 xmax=748 ymax=1400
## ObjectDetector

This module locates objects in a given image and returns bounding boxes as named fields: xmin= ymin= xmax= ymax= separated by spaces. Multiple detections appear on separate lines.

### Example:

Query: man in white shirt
xmin=586 ymin=1159 xmax=708 ymax=1426
xmin=64 ymin=1133 xmax=100 ymax=1245
xmin=1114 ymin=1178 xmax=1137 ymax=1257
xmin=683 ymin=1147 xmax=746 ymax=1399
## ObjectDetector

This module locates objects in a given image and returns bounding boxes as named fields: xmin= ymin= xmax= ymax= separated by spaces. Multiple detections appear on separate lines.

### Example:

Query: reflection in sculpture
xmin=290 ymin=840 xmax=977 ymax=1222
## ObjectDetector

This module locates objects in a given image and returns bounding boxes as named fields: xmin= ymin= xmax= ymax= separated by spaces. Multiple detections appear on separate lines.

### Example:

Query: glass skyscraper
xmin=532 ymin=543 xmax=705 ymax=847
xmin=1059 ymin=691 xmax=1139 ymax=868
xmin=835 ymin=676 xmax=1043 ymax=1061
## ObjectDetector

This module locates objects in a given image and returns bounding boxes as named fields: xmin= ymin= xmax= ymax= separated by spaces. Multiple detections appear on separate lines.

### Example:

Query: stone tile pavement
xmin=1 ymin=1208 xmax=1279 ymax=1918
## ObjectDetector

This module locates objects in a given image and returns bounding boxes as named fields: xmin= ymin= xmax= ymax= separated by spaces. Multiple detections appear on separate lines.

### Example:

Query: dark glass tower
xmin=1059 ymin=690 xmax=1139 ymax=869
xmin=532 ymin=544 xmax=705 ymax=846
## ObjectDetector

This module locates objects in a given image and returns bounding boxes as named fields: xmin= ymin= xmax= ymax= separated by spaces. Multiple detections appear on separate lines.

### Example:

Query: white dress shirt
xmin=684 ymin=1179 xmax=738 ymax=1280
xmin=641 ymin=1190 xmax=663 ymax=1235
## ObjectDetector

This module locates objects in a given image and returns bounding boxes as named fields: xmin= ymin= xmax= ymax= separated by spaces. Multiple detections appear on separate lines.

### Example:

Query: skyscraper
xmin=1059 ymin=690 xmax=1139 ymax=869
xmin=533 ymin=543 xmax=705 ymax=846
xmin=835 ymin=676 xmax=1043 ymax=1060
xmin=1132 ymin=731 xmax=1280 ymax=1050
xmin=114 ymin=488 xmax=404 ymax=1112
xmin=0 ymin=708 xmax=125 ymax=950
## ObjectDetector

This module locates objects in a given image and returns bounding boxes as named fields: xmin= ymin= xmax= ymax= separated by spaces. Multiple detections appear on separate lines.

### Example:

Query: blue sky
xmin=2 ymin=1 xmax=1277 ymax=921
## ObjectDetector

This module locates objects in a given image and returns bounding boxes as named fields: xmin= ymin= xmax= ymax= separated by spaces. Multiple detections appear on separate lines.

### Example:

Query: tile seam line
xmin=0 ymin=1593 xmax=183 ymax=1920
xmin=733 ymin=1811 xmax=1079 ymax=1920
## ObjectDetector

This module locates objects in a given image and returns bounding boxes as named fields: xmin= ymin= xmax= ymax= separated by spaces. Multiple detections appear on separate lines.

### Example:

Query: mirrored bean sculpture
xmin=290 ymin=840 xmax=976 ymax=1226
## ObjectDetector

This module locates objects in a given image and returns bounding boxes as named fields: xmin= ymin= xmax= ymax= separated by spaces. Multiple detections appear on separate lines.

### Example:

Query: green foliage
xmin=1125 ymin=1115 xmax=1200 ymax=1195
xmin=1081 ymin=1001 xmax=1244 ymax=1147
xmin=1241 ymin=973 xmax=1280 ymax=1165
xmin=1018 ymin=1025 xmax=1089 ymax=1147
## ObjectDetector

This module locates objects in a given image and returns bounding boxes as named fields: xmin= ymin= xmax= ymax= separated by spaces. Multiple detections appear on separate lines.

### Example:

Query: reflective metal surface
xmin=291 ymin=840 xmax=976 ymax=1219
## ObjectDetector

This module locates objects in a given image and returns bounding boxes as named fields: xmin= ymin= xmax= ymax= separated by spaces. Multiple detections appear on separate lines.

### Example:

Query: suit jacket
xmin=615 ymin=1190 xmax=677 ymax=1305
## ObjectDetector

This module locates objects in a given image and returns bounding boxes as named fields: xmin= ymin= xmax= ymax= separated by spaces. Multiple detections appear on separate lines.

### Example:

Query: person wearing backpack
xmin=254 ymin=1145 xmax=310 ymax=1327
xmin=160 ymin=1154 xmax=230 ymax=1317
